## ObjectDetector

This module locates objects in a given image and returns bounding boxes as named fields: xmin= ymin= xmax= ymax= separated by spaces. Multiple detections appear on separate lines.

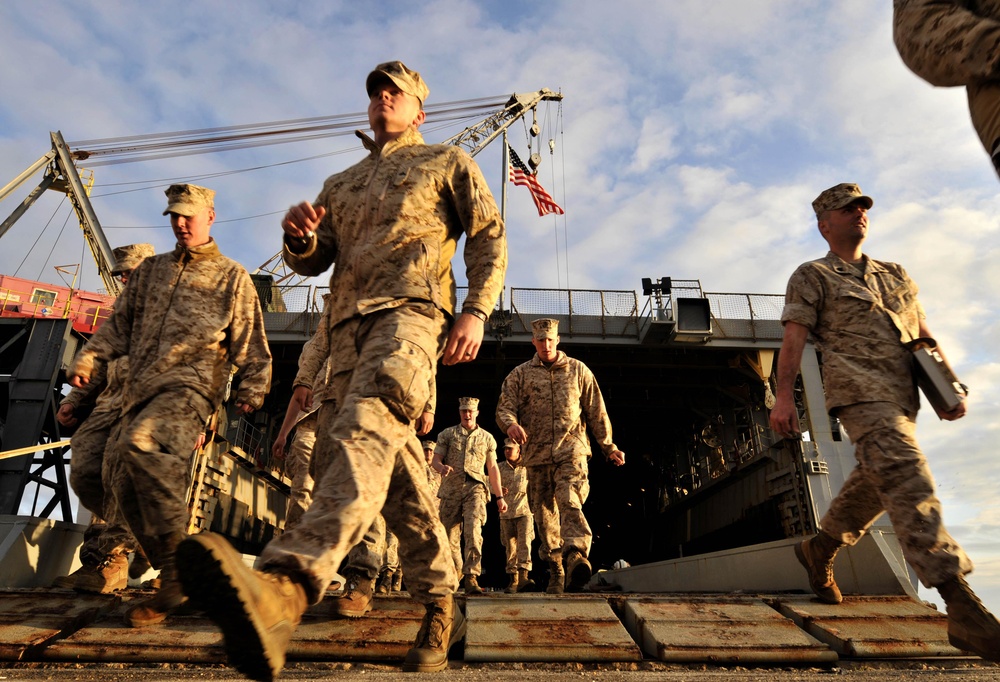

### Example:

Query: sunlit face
xmin=170 ymin=207 xmax=215 ymax=249
xmin=819 ymin=200 xmax=868 ymax=245
xmin=367 ymin=81 xmax=425 ymax=141
xmin=424 ymin=446 xmax=435 ymax=465
xmin=532 ymin=335 xmax=560 ymax=362
xmin=505 ymin=445 xmax=521 ymax=465
xmin=460 ymin=408 xmax=478 ymax=430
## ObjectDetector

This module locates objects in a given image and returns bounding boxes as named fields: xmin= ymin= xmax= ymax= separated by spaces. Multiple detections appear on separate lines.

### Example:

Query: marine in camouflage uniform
xmin=54 ymin=244 xmax=156 ymax=593
xmin=69 ymin=185 xmax=271 ymax=628
xmin=496 ymin=318 xmax=625 ymax=594
xmin=177 ymin=61 xmax=506 ymax=678
xmin=771 ymin=183 xmax=1000 ymax=661
xmin=498 ymin=438 xmax=534 ymax=593
xmin=893 ymin=0 xmax=1000 ymax=176
xmin=433 ymin=397 xmax=506 ymax=594
xmin=423 ymin=439 xmax=442 ymax=499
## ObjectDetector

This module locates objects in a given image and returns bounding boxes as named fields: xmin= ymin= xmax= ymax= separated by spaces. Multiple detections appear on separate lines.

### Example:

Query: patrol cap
xmin=812 ymin=183 xmax=873 ymax=217
xmin=422 ymin=439 xmax=436 ymax=450
xmin=503 ymin=438 xmax=518 ymax=449
xmin=366 ymin=61 xmax=429 ymax=105
xmin=458 ymin=397 xmax=479 ymax=410
xmin=111 ymin=243 xmax=155 ymax=275
xmin=531 ymin=318 xmax=559 ymax=340
xmin=163 ymin=183 xmax=215 ymax=217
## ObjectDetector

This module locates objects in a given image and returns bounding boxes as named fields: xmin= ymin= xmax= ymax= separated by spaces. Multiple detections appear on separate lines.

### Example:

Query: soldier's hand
xmin=68 ymin=372 xmax=89 ymax=388
xmin=609 ymin=450 xmax=625 ymax=466
xmin=193 ymin=432 xmax=207 ymax=452
xmin=291 ymin=386 xmax=313 ymax=412
xmin=442 ymin=312 xmax=484 ymax=365
xmin=441 ymin=465 xmax=454 ymax=477
xmin=56 ymin=403 xmax=78 ymax=428
xmin=507 ymin=423 xmax=528 ymax=445
xmin=497 ymin=498 xmax=508 ymax=514
xmin=936 ymin=399 xmax=968 ymax=422
xmin=416 ymin=411 xmax=434 ymax=435
xmin=502 ymin=486 xmax=509 ymax=496
xmin=235 ymin=401 xmax=255 ymax=416
xmin=282 ymin=201 xmax=326 ymax=240
xmin=272 ymin=435 xmax=287 ymax=460
xmin=768 ymin=396 xmax=800 ymax=438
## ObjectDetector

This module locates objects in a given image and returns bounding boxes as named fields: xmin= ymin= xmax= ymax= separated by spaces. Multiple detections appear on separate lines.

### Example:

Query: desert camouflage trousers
xmin=500 ymin=515 xmax=534 ymax=572
xmin=341 ymin=514 xmax=387 ymax=581
xmin=823 ymin=401 xmax=972 ymax=587
xmin=284 ymin=411 xmax=317 ymax=530
xmin=68 ymin=407 xmax=139 ymax=564
xmin=384 ymin=528 xmax=400 ymax=573
xmin=439 ymin=481 xmax=488 ymax=576
xmin=260 ymin=303 xmax=456 ymax=605
xmin=528 ymin=456 xmax=591 ymax=561
xmin=105 ymin=388 xmax=210 ymax=568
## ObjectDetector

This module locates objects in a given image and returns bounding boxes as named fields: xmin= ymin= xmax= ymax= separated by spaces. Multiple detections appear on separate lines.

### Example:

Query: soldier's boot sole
xmin=566 ymin=552 xmax=592 ymax=592
xmin=177 ymin=533 xmax=302 ymax=682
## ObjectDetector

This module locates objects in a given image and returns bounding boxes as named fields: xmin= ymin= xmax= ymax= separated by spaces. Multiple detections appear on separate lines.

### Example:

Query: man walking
xmin=498 ymin=438 xmax=534 ymax=593
xmin=496 ymin=318 xmax=624 ymax=594
xmin=770 ymin=182 xmax=1000 ymax=661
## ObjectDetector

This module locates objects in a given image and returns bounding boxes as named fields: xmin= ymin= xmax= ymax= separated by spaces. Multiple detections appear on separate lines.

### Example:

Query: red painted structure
xmin=0 ymin=274 xmax=115 ymax=335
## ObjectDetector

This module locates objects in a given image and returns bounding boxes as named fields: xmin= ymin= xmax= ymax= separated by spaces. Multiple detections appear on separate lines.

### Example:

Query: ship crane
xmin=252 ymin=88 xmax=564 ymax=291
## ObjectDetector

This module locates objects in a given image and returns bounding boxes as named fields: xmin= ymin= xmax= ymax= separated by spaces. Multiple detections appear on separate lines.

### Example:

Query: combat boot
xmin=938 ymin=574 xmax=1000 ymax=660
xmin=391 ymin=569 xmax=403 ymax=593
xmin=375 ymin=570 xmax=392 ymax=596
xmin=505 ymin=571 xmax=520 ymax=594
xmin=333 ymin=572 xmax=375 ymax=617
xmin=402 ymin=596 xmax=466 ymax=673
xmin=129 ymin=549 xmax=151 ymax=581
xmin=794 ymin=531 xmax=844 ymax=604
xmin=516 ymin=567 xmax=536 ymax=593
xmin=52 ymin=553 xmax=128 ymax=594
xmin=463 ymin=574 xmax=484 ymax=595
xmin=176 ymin=532 xmax=309 ymax=682
xmin=546 ymin=560 xmax=565 ymax=594
xmin=124 ymin=565 xmax=186 ymax=627
xmin=565 ymin=549 xmax=592 ymax=592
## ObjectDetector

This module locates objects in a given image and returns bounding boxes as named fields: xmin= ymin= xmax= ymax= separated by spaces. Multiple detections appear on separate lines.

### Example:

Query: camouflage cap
xmin=422 ymin=439 xmax=436 ymax=450
xmin=162 ymin=183 xmax=215 ymax=217
xmin=531 ymin=318 xmax=559 ymax=340
xmin=812 ymin=183 xmax=873 ymax=217
xmin=503 ymin=438 xmax=518 ymax=449
xmin=458 ymin=396 xmax=479 ymax=410
xmin=111 ymin=243 xmax=155 ymax=275
xmin=366 ymin=61 xmax=429 ymax=105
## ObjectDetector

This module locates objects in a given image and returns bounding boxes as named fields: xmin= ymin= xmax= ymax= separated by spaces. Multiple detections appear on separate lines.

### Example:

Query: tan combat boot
xmin=546 ymin=560 xmax=565 ymax=594
xmin=176 ymin=532 xmax=309 ymax=682
xmin=516 ymin=567 xmax=535 ymax=593
xmin=794 ymin=532 xmax=844 ymax=604
xmin=391 ymin=569 xmax=403 ymax=593
xmin=124 ymin=562 xmax=187 ymax=627
xmin=375 ymin=570 xmax=391 ymax=596
xmin=52 ymin=553 xmax=128 ymax=594
xmin=463 ymin=574 xmax=484 ymax=595
xmin=938 ymin=574 xmax=1000 ymax=661
xmin=565 ymin=549 xmax=592 ymax=592
xmin=334 ymin=571 xmax=375 ymax=617
xmin=402 ymin=596 xmax=466 ymax=673
xmin=505 ymin=571 xmax=520 ymax=594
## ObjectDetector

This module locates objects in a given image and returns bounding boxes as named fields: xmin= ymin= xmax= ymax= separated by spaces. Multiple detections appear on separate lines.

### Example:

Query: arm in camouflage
xmin=69 ymin=269 xmax=139 ymax=383
xmin=292 ymin=304 xmax=332 ymax=390
xmin=495 ymin=365 xmax=522 ymax=434
xmin=451 ymin=152 xmax=507 ymax=318
xmin=578 ymin=362 xmax=618 ymax=457
xmin=62 ymin=357 xmax=108 ymax=410
xmin=227 ymin=269 xmax=272 ymax=409
xmin=894 ymin=0 xmax=1000 ymax=85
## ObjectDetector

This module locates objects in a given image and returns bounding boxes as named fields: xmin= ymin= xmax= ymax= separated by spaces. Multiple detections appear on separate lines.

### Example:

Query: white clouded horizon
xmin=3 ymin=0 xmax=1000 ymax=614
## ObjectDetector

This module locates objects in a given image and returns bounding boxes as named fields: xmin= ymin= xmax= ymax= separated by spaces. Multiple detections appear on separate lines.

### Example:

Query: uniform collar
xmin=172 ymin=238 xmax=221 ymax=262
xmin=823 ymin=251 xmax=887 ymax=276
xmin=530 ymin=350 xmax=567 ymax=368
xmin=355 ymin=126 xmax=425 ymax=155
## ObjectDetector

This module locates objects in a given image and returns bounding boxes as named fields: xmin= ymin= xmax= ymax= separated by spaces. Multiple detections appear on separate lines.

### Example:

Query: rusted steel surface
xmin=774 ymin=596 xmax=963 ymax=659
xmin=621 ymin=596 xmax=838 ymax=664
xmin=287 ymin=594 xmax=424 ymax=661
xmin=464 ymin=594 xmax=642 ymax=662
xmin=0 ymin=589 xmax=118 ymax=661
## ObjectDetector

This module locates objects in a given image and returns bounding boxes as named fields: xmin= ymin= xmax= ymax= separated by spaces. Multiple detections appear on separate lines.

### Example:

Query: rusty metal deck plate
xmin=774 ymin=595 xmax=963 ymax=659
xmin=0 ymin=589 xmax=119 ymax=661
xmin=621 ymin=596 xmax=838 ymax=664
xmin=464 ymin=594 xmax=642 ymax=662
xmin=286 ymin=594 xmax=424 ymax=661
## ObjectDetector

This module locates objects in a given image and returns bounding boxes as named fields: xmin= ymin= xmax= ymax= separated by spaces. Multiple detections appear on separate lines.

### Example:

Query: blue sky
xmin=3 ymin=1 xmax=1000 ymax=614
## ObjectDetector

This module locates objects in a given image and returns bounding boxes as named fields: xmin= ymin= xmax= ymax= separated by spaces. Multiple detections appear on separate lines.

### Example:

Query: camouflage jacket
xmin=435 ymin=424 xmax=497 ymax=499
xmin=893 ymin=0 xmax=1000 ymax=86
xmin=425 ymin=461 xmax=442 ymax=499
xmin=498 ymin=460 xmax=531 ymax=519
xmin=61 ymin=355 xmax=129 ymax=418
xmin=71 ymin=240 xmax=272 ymax=415
xmin=496 ymin=351 xmax=618 ymax=467
xmin=780 ymin=252 xmax=924 ymax=415
xmin=292 ymin=299 xmax=333 ymax=408
xmin=282 ymin=127 xmax=506 ymax=327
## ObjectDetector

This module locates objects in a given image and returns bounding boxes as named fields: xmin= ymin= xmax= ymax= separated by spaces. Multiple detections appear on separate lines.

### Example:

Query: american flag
xmin=507 ymin=145 xmax=564 ymax=217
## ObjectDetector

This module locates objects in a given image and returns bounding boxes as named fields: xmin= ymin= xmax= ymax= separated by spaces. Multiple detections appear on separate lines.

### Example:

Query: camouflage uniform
xmin=71 ymin=238 xmax=271 ymax=568
xmin=496 ymin=349 xmax=618 ymax=562
xmin=893 ymin=0 xmax=1000 ymax=171
xmin=259 ymin=121 xmax=506 ymax=605
xmin=781 ymin=251 xmax=972 ymax=587
xmin=435 ymin=422 xmax=498 ymax=577
xmin=498 ymin=459 xmax=534 ymax=573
